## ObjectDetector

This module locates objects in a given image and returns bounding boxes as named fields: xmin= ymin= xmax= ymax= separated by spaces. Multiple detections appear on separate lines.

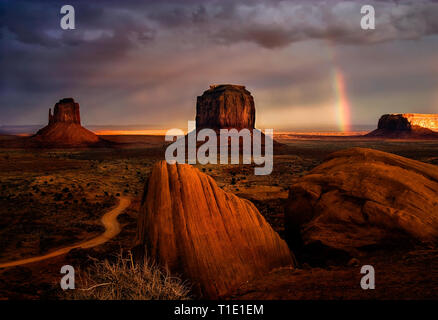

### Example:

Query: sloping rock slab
xmin=136 ymin=161 xmax=294 ymax=298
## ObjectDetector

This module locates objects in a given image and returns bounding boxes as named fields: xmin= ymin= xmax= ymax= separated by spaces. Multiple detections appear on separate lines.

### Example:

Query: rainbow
xmin=332 ymin=68 xmax=352 ymax=132
xmin=326 ymin=41 xmax=352 ymax=132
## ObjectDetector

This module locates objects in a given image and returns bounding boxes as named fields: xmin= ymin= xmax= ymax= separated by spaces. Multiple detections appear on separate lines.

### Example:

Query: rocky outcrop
xmin=49 ymin=98 xmax=81 ymax=125
xmin=367 ymin=113 xmax=438 ymax=138
xmin=32 ymin=98 xmax=102 ymax=147
xmin=196 ymin=84 xmax=255 ymax=130
xmin=285 ymin=148 xmax=438 ymax=258
xmin=136 ymin=161 xmax=294 ymax=298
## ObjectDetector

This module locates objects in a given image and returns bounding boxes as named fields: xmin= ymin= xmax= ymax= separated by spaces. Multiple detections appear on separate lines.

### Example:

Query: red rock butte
xmin=31 ymin=98 xmax=102 ymax=147
xmin=196 ymin=84 xmax=255 ymax=131
xmin=49 ymin=98 xmax=81 ymax=125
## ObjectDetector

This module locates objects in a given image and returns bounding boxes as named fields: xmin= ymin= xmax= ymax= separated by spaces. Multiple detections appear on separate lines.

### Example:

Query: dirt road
xmin=0 ymin=196 xmax=131 ymax=269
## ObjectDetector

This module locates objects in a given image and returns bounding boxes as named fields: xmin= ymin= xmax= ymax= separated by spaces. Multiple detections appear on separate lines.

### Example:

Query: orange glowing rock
xmin=136 ymin=161 xmax=294 ymax=298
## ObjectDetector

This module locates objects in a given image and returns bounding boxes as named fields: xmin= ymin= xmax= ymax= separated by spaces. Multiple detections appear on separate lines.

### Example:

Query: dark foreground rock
xmin=136 ymin=161 xmax=294 ymax=299
xmin=285 ymin=148 xmax=438 ymax=261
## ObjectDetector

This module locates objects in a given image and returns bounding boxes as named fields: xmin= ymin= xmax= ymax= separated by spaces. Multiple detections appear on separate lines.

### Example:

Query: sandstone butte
xmin=31 ymin=98 xmax=102 ymax=147
xmin=285 ymin=148 xmax=438 ymax=255
xmin=136 ymin=161 xmax=294 ymax=299
xmin=196 ymin=84 xmax=255 ymax=131
xmin=367 ymin=113 xmax=438 ymax=138
xmin=192 ymin=84 xmax=281 ymax=150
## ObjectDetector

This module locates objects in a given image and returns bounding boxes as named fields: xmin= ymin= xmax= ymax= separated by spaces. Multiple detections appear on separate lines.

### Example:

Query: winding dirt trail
xmin=0 ymin=196 xmax=131 ymax=269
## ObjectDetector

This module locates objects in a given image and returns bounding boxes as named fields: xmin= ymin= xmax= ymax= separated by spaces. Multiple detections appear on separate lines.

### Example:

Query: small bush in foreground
xmin=66 ymin=252 xmax=191 ymax=300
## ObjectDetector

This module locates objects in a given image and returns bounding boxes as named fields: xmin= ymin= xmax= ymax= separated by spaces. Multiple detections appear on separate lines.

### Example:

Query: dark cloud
xmin=1 ymin=0 xmax=437 ymax=127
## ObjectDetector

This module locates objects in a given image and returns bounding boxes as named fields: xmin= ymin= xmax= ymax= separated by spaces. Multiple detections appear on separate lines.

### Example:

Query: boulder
xmin=31 ymin=98 xmax=102 ymax=147
xmin=196 ymin=84 xmax=255 ymax=130
xmin=136 ymin=161 xmax=294 ymax=298
xmin=367 ymin=113 xmax=438 ymax=138
xmin=285 ymin=148 xmax=438 ymax=257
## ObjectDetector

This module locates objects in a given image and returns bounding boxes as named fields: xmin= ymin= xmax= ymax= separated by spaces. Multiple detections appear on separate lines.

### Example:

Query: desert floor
xmin=0 ymin=134 xmax=437 ymax=299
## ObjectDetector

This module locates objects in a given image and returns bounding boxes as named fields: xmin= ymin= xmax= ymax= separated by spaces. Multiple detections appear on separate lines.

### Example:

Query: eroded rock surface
xmin=196 ymin=84 xmax=255 ymax=130
xmin=285 ymin=148 xmax=438 ymax=256
xmin=32 ymin=98 xmax=101 ymax=147
xmin=136 ymin=161 xmax=294 ymax=298
xmin=49 ymin=98 xmax=81 ymax=125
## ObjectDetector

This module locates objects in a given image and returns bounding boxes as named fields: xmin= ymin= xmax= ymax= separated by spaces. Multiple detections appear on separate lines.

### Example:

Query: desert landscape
xmin=0 ymin=85 xmax=437 ymax=300
xmin=1 ymin=1 xmax=438 ymax=308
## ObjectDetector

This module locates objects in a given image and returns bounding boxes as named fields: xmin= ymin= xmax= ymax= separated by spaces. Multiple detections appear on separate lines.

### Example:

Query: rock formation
xmin=31 ymin=98 xmax=102 ymax=147
xmin=285 ymin=148 xmax=438 ymax=258
xmin=136 ymin=161 xmax=294 ymax=298
xmin=196 ymin=84 xmax=255 ymax=131
xmin=48 ymin=98 xmax=81 ymax=125
xmin=367 ymin=113 xmax=438 ymax=138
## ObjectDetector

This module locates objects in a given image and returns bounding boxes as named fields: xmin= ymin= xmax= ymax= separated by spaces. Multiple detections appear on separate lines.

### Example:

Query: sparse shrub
xmin=62 ymin=187 xmax=70 ymax=193
xmin=65 ymin=252 xmax=190 ymax=300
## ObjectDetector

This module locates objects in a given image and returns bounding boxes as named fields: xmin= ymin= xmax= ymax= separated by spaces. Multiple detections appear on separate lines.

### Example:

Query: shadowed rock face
xmin=196 ymin=84 xmax=255 ymax=130
xmin=136 ymin=161 xmax=294 ymax=298
xmin=32 ymin=98 xmax=101 ymax=147
xmin=49 ymin=98 xmax=81 ymax=125
xmin=285 ymin=148 xmax=438 ymax=257
xmin=367 ymin=113 xmax=438 ymax=138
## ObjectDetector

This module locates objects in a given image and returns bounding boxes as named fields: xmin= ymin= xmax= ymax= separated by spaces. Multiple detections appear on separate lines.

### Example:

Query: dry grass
xmin=66 ymin=251 xmax=191 ymax=300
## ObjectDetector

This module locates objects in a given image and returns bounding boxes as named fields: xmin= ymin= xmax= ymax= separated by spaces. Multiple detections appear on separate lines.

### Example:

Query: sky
xmin=1 ymin=0 xmax=438 ymax=131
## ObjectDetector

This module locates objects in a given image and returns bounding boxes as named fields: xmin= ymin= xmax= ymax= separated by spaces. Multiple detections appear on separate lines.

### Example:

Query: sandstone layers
xmin=285 ymin=148 xmax=438 ymax=256
xmin=367 ymin=113 xmax=438 ymax=138
xmin=192 ymin=84 xmax=281 ymax=151
xmin=196 ymin=84 xmax=255 ymax=131
xmin=136 ymin=161 xmax=294 ymax=298
xmin=32 ymin=98 xmax=101 ymax=147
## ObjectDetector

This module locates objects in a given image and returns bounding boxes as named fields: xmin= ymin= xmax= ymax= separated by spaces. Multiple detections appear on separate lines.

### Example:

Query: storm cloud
xmin=1 ymin=0 xmax=437 ymax=129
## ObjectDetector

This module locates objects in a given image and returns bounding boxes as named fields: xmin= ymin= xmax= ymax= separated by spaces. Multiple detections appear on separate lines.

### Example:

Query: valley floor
xmin=0 ymin=135 xmax=437 ymax=299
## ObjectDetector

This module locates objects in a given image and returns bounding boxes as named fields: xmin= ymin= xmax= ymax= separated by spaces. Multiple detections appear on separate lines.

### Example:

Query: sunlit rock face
xmin=196 ymin=84 xmax=255 ymax=131
xmin=49 ymin=98 xmax=81 ymax=125
xmin=367 ymin=113 xmax=438 ymax=138
xmin=136 ymin=161 xmax=294 ymax=298
xmin=285 ymin=148 xmax=438 ymax=261
xmin=377 ymin=113 xmax=438 ymax=131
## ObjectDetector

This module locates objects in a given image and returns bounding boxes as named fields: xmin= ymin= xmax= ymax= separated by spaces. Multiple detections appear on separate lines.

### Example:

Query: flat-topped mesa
xmin=367 ymin=113 xmax=438 ymax=138
xmin=196 ymin=84 xmax=255 ymax=131
xmin=49 ymin=98 xmax=81 ymax=125
xmin=378 ymin=113 xmax=438 ymax=131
